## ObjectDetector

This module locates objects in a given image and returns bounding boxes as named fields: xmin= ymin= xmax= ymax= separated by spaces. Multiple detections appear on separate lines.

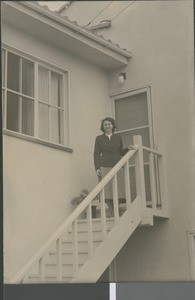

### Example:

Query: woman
xmin=94 ymin=117 xmax=133 ymax=217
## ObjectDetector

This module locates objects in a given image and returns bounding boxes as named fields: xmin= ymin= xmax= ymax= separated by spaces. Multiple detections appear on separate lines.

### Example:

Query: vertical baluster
xmin=133 ymin=135 xmax=146 ymax=209
xmin=3 ymin=50 xmax=8 ymax=129
xmin=19 ymin=58 xmax=22 ymax=132
xmin=72 ymin=220 xmax=78 ymax=277
xmin=39 ymin=257 xmax=44 ymax=282
xmin=158 ymin=151 xmax=169 ymax=214
xmin=112 ymin=174 xmax=119 ymax=223
xmin=124 ymin=160 xmax=131 ymax=210
xmin=56 ymin=237 xmax=62 ymax=281
xmin=20 ymin=277 xmax=25 ymax=284
xmin=87 ymin=204 xmax=93 ymax=257
xmin=100 ymin=188 xmax=107 ymax=241
xmin=34 ymin=63 xmax=39 ymax=137
xmin=154 ymin=155 xmax=161 ymax=207
xmin=20 ymin=278 xmax=24 ymax=284
xmin=149 ymin=152 xmax=157 ymax=209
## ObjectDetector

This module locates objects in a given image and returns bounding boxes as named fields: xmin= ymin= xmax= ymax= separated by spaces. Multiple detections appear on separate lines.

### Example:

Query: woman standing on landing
xmin=94 ymin=117 xmax=133 ymax=217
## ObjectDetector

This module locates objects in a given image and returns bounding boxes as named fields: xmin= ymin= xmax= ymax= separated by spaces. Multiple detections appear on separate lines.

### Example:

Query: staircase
xmin=10 ymin=136 xmax=169 ymax=284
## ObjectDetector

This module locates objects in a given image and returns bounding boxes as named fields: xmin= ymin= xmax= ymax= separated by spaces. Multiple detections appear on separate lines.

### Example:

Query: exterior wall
xmin=61 ymin=1 xmax=110 ymax=25
xmin=62 ymin=1 xmax=195 ymax=281
xmin=3 ymin=22 xmax=111 ymax=280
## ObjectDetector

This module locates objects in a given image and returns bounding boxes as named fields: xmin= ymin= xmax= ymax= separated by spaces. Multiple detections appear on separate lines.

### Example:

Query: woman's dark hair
xmin=100 ymin=117 xmax=116 ymax=133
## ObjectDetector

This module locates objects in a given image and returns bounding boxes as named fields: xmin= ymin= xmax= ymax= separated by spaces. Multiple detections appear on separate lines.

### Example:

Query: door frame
xmin=110 ymin=86 xmax=155 ymax=149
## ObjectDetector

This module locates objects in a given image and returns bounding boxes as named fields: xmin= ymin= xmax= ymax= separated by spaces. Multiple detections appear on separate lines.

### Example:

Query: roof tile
xmin=32 ymin=2 xmax=131 ymax=54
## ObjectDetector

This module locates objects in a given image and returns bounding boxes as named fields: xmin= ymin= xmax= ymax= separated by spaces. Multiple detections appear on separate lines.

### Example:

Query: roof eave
xmin=2 ymin=1 xmax=131 ymax=70
xmin=19 ymin=1 xmax=132 ymax=59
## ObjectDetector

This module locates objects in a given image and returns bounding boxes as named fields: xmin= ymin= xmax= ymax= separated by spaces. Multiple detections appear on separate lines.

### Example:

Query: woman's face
xmin=103 ymin=121 xmax=113 ymax=133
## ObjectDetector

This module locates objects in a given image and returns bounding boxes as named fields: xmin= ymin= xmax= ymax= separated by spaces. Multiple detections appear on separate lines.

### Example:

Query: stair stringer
xmin=70 ymin=196 xmax=143 ymax=283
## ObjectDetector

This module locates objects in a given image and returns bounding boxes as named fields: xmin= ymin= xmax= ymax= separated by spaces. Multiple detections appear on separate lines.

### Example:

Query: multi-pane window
xmin=2 ymin=48 xmax=66 ymax=146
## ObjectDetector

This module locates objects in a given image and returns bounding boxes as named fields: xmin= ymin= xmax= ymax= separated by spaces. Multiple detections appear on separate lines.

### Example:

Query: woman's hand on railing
xmin=127 ymin=145 xmax=136 ymax=151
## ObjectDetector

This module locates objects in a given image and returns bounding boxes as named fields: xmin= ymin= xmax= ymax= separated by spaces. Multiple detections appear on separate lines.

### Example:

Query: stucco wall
xmin=108 ymin=1 xmax=194 ymax=281
xmin=63 ymin=1 xmax=194 ymax=281
xmin=3 ymin=23 xmax=111 ymax=279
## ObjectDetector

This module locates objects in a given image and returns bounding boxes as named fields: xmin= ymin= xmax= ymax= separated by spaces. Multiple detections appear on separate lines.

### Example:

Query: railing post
xmin=100 ymin=188 xmax=107 ymax=241
xmin=124 ymin=160 xmax=131 ymax=210
xmin=23 ymin=277 xmax=26 ymax=283
xmin=21 ymin=275 xmax=28 ymax=284
xmin=133 ymin=135 xmax=146 ymax=210
xmin=56 ymin=237 xmax=62 ymax=281
xmin=87 ymin=204 xmax=93 ymax=258
xmin=157 ymin=143 xmax=169 ymax=215
xmin=149 ymin=152 xmax=157 ymax=209
xmin=72 ymin=220 xmax=78 ymax=277
xmin=39 ymin=257 xmax=44 ymax=282
xmin=112 ymin=174 xmax=119 ymax=223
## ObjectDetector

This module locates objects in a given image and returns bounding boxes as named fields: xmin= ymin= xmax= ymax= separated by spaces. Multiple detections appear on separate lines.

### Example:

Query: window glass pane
xmin=59 ymin=110 xmax=65 ymax=145
xmin=2 ymin=90 xmax=5 ymax=127
xmin=59 ymin=76 xmax=64 ymax=108
xmin=51 ymin=72 xmax=63 ymax=107
xmin=120 ymin=127 xmax=150 ymax=148
xmin=50 ymin=108 xmax=64 ymax=145
xmin=2 ymin=50 xmax=5 ymax=87
xmin=6 ymin=92 xmax=20 ymax=132
xmin=22 ymin=98 xmax=34 ymax=136
xmin=51 ymin=72 xmax=58 ymax=106
xmin=22 ymin=59 xmax=34 ymax=97
xmin=50 ymin=107 xmax=59 ymax=143
xmin=115 ymin=92 xmax=148 ymax=131
xmin=7 ymin=52 xmax=20 ymax=92
xmin=38 ymin=103 xmax=49 ymax=140
xmin=38 ymin=67 xmax=49 ymax=102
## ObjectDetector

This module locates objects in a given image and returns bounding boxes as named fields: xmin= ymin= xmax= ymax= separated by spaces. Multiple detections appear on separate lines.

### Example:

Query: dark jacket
xmin=94 ymin=133 xmax=128 ymax=170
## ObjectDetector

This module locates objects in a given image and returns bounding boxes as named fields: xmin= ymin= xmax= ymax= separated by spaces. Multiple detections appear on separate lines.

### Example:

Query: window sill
xmin=3 ymin=129 xmax=73 ymax=153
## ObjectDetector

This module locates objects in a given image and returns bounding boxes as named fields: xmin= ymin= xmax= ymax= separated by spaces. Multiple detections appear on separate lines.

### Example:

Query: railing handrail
xmin=142 ymin=146 xmax=163 ymax=156
xmin=11 ymin=145 xmax=142 ymax=283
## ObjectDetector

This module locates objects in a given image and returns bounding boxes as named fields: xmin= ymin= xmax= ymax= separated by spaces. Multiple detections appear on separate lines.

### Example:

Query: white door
xmin=114 ymin=88 xmax=154 ymax=204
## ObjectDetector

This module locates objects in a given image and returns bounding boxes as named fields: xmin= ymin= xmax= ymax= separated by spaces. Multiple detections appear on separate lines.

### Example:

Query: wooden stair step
xmin=61 ymin=240 xmax=101 ymax=252
xmin=26 ymin=274 xmax=72 ymax=283
xmin=64 ymin=231 xmax=107 ymax=242
xmin=48 ymin=252 xmax=88 ymax=264
xmin=74 ymin=219 xmax=115 ymax=231
xmin=44 ymin=263 xmax=83 ymax=276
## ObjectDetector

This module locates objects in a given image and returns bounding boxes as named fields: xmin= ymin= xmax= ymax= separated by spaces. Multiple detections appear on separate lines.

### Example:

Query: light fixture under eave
xmin=118 ymin=72 xmax=127 ymax=83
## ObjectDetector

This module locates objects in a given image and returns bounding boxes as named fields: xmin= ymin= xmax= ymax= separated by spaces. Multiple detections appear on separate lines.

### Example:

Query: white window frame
xmin=2 ymin=44 xmax=71 ymax=152
xmin=188 ymin=231 xmax=195 ymax=280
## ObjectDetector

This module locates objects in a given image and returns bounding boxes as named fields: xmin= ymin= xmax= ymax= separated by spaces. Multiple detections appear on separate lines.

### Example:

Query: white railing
xmin=142 ymin=144 xmax=168 ymax=214
xmin=11 ymin=135 xmax=167 ymax=283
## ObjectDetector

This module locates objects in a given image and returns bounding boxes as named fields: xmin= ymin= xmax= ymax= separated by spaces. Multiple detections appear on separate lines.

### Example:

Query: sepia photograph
xmin=1 ymin=0 xmax=195 ymax=295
